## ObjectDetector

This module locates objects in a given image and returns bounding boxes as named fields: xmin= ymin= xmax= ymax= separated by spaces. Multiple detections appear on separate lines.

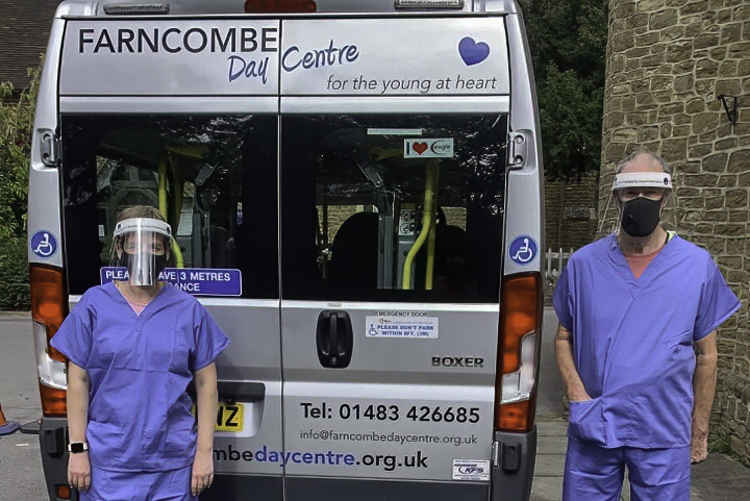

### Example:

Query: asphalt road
xmin=0 ymin=314 xmax=47 ymax=500
xmin=0 ymin=309 xmax=565 ymax=500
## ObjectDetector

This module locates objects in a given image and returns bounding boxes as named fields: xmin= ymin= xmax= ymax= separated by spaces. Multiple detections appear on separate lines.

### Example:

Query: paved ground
xmin=531 ymin=418 xmax=750 ymax=501
xmin=2 ymin=310 xmax=750 ymax=500
xmin=0 ymin=313 xmax=48 ymax=500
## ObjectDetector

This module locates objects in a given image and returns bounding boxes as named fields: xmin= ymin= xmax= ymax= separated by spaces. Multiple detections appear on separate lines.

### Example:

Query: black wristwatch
xmin=67 ymin=442 xmax=89 ymax=454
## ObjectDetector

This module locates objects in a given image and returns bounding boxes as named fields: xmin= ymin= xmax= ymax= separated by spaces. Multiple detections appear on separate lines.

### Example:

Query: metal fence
xmin=545 ymin=248 xmax=574 ymax=286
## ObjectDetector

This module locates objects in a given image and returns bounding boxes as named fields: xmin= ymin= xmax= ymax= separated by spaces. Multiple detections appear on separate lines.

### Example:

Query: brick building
xmin=0 ymin=1 xmax=60 ymax=93
xmin=601 ymin=0 xmax=749 ymax=463
xmin=545 ymin=173 xmax=600 ymax=252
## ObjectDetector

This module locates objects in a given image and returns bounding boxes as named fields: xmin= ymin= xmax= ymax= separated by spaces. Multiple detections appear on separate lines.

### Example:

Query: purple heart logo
xmin=458 ymin=37 xmax=490 ymax=66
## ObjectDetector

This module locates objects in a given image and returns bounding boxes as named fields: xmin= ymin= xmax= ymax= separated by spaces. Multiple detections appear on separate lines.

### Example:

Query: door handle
xmin=316 ymin=311 xmax=353 ymax=368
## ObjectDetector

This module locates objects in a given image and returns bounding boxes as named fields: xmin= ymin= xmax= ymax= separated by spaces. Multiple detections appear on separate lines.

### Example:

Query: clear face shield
xmin=599 ymin=172 xmax=673 ymax=237
xmin=112 ymin=218 xmax=172 ymax=287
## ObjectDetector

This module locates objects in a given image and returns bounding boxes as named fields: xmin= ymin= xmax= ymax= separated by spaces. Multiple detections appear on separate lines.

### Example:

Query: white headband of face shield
xmin=113 ymin=217 xmax=172 ymax=239
xmin=611 ymin=172 xmax=672 ymax=191
xmin=598 ymin=172 xmax=674 ymax=235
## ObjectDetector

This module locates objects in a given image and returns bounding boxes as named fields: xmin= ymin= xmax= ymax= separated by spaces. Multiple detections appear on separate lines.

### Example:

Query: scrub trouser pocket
xmin=563 ymin=437 xmax=691 ymax=501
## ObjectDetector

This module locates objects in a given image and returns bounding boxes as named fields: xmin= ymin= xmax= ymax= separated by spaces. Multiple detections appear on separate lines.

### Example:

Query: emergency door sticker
xmin=281 ymin=18 xmax=509 ymax=96
xmin=404 ymin=138 xmax=454 ymax=159
xmin=366 ymin=312 xmax=439 ymax=339
xmin=100 ymin=267 xmax=242 ymax=296
xmin=509 ymin=235 xmax=537 ymax=265
xmin=30 ymin=231 xmax=57 ymax=258
xmin=452 ymin=459 xmax=490 ymax=481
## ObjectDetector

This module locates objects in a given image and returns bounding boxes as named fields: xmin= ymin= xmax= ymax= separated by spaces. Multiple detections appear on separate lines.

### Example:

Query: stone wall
xmin=602 ymin=0 xmax=750 ymax=464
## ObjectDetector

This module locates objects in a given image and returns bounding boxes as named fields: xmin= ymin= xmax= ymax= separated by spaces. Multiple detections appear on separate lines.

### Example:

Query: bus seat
xmin=328 ymin=212 xmax=378 ymax=290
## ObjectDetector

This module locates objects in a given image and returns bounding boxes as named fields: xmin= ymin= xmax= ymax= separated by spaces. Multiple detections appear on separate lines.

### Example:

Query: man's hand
xmin=568 ymin=390 xmax=592 ymax=403
xmin=555 ymin=324 xmax=591 ymax=403
xmin=191 ymin=448 xmax=214 ymax=496
xmin=68 ymin=451 xmax=91 ymax=492
xmin=691 ymin=428 xmax=709 ymax=463
xmin=692 ymin=332 xmax=717 ymax=464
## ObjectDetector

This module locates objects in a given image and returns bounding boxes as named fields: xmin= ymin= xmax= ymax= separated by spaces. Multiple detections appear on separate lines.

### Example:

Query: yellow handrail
xmin=158 ymin=156 xmax=184 ymax=268
xmin=425 ymin=163 xmax=439 ymax=290
xmin=401 ymin=162 xmax=439 ymax=289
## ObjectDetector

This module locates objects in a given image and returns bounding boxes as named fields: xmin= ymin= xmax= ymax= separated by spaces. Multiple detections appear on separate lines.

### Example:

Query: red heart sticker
xmin=412 ymin=142 xmax=428 ymax=155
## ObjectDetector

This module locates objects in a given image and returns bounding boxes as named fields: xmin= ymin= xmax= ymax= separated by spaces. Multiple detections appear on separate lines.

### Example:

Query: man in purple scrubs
xmin=554 ymin=151 xmax=740 ymax=500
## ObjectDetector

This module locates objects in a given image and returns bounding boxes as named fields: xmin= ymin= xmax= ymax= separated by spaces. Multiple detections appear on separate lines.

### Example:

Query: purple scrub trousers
xmin=563 ymin=437 xmax=690 ymax=501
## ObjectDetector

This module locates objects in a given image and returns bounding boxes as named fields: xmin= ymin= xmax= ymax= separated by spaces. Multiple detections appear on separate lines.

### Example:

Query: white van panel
xmin=281 ymin=17 xmax=509 ymax=96
xmin=29 ymin=18 xmax=67 ymax=269
xmin=60 ymin=20 xmax=281 ymax=95
xmin=281 ymin=95 xmax=509 ymax=114
xmin=501 ymin=14 xmax=543 ymax=276
xmin=60 ymin=96 xmax=278 ymax=114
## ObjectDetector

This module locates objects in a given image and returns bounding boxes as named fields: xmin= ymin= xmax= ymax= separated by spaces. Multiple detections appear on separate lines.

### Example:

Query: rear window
xmin=61 ymin=114 xmax=278 ymax=298
xmin=281 ymin=114 xmax=507 ymax=302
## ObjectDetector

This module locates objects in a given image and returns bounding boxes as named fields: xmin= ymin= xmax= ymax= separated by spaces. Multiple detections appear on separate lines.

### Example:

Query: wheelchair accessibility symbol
xmin=509 ymin=235 xmax=537 ymax=265
xmin=31 ymin=231 xmax=57 ymax=258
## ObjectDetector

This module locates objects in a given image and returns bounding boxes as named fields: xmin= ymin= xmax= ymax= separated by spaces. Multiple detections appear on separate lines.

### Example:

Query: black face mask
xmin=115 ymin=252 xmax=168 ymax=284
xmin=621 ymin=197 xmax=662 ymax=237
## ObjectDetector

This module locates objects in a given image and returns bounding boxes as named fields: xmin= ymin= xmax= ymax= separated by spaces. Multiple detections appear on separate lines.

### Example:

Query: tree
xmin=519 ymin=0 xmax=608 ymax=180
xmin=0 ymin=63 xmax=41 ymax=309
xmin=0 ymin=64 xmax=40 ymax=239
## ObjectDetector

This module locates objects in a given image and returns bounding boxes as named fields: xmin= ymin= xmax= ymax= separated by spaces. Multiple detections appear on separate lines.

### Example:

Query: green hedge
xmin=0 ymin=236 xmax=30 ymax=310
xmin=1 ymin=64 xmax=40 ymax=311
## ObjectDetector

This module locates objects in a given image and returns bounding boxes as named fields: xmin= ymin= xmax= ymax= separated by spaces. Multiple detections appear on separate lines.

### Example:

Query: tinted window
xmin=281 ymin=114 xmax=507 ymax=302
xmin=61 ymin=115 xmax=278 ymax=298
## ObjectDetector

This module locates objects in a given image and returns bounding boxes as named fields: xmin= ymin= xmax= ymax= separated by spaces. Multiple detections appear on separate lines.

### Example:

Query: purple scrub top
xmin=51 ymin=281 xmax=230 ymax=472
xmin=554 ymin=234 xmax=740 ymax=449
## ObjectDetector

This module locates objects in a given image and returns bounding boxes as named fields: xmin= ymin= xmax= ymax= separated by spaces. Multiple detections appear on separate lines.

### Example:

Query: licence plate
xmin=216 ymin=402 xmax=244 ymax=432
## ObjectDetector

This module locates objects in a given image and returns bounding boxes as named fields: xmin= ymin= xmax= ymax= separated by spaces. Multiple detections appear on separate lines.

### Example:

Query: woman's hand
xmin=191 ymin=448 xmax=214 ymax=496
xmin=68 ymin=452 xmax=91 ymax=492
xmin=192 ymin=363 xmax=218 ymax=496
xmin=66 ymin=361 xmax=91 ymax=492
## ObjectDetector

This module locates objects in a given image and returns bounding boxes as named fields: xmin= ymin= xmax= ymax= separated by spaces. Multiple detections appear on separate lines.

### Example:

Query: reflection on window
xmin=62 ymin=115 xmax=278 ymax=298
xmin=283 ymin=115 xmax=507 ymax=302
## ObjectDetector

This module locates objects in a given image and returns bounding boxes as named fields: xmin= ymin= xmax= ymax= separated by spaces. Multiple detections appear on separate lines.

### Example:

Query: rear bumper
xmin=39 ymin=416 xmax=78 ymax=501
xmin=492 ymin=426 xmax=537 ymax=501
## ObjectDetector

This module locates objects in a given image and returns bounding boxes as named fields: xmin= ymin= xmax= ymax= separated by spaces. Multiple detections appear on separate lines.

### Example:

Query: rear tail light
xmin=30 ymin=265 xmax=68 ymax=417
xmin=244 ymin=0 xmax=317 ymax=12
xmin=495 ymin=273 xmax=542 ymax=432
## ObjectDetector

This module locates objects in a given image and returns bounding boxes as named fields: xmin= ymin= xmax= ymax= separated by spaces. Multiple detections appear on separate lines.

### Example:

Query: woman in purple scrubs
xmin=51 ymin=205 xmax=230 ymax=500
